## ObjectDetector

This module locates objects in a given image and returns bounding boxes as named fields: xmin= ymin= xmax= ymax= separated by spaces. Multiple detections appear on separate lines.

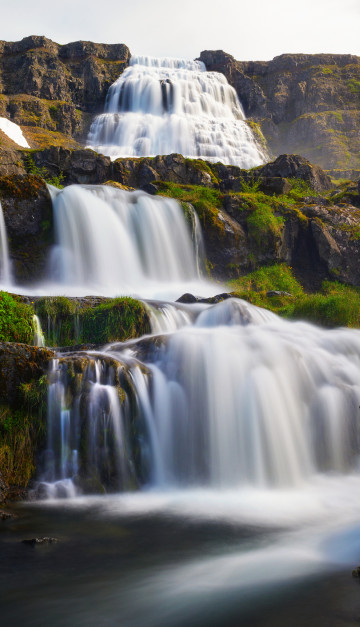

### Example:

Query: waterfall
xmin=38 ymin=298 xmax=360 ymax=496
xmin=86 ymin=55 xmax=266 ymax=168
xmin=47 ymin=183 xmax=212 ymax=299
xmin=32 ymin=314 xmax=46 ymax=347
xmin=0 ymin=201 xmax=11 ymax=284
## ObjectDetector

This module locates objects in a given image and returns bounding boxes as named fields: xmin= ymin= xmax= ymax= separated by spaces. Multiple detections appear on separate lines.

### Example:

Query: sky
xmin=0 ymin=0 xmax=359 ymax=61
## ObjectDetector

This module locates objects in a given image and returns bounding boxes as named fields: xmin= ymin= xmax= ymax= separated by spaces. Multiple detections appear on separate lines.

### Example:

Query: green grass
xmin=35 ymin=296 xmax=150 ymax=346
xmin=0 ymin=292 xmax=34 ymax=344
xmin=24 ymin=154 xmax=64 ymax=189
xmin=229 ymin=267 xmax=360 ymax=328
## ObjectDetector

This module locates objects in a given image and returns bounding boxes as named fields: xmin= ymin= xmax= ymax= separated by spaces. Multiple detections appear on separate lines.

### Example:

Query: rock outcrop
xmin=0 ymin=36 xmax=130 ymax=147
xmin=0 ymin=174 xmax=53 ymax=281
xmin=199 ymin=50 xmax=360 ymax=173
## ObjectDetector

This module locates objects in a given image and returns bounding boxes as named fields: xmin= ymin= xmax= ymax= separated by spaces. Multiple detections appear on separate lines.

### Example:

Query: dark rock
xmin=257 ymin=155 xmax=332 ymax=192
xmin=0 ymin=175 xmax=53 ymax=282
xmin=352 ymin=567 xmax=360 ymax=578
xmin=176 ymin=293 xmax=198 ymax=303
xmin=22 ymin=536 xmax=59 ymax=545
xmin=30 ymin=147 xmax=111 ymax=185
xmin=141 ymin=183 xmax=158 ymax=195
xmin=0 ymin=342 xmax=54 ymax=406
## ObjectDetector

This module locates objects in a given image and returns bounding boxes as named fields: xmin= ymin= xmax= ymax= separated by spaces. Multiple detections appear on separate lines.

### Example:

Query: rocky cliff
xmin=200 ymin=50 xmax=360 ymax=175
xmin=0 ymin=36 xmax=130 ymax=148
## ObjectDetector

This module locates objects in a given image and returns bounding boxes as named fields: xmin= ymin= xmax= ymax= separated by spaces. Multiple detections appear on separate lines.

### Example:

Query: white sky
xmin=0 ymin=0 xmax=359 ymax=61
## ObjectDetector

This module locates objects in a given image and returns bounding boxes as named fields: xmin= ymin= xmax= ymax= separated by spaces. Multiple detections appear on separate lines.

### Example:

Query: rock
xmin=352 ymin=567 xmax=360 ymax=578
xmin=266 ymin=291 xmax=292 ymax=297
xmin=0 ymin=36 xmax=131 ymax=146
xmin=0 ymin=175 xmax=53 ymax=281
xmin=257 ymin=155 xmax=332 ymax=192
xmin=29 ymin=147 xmax=111 ymax=185
xmin=22 ymin=537 xmax=59 ymax=545
xmin=0 ymin=509 xmax=13 ymax=520
xmin=200 ymin=50 xmax=360 ymax=171
xmin=176 ymin=293 xmax=198 ymax=303
xmin=0 ymin=342 xmax=54 ymax=406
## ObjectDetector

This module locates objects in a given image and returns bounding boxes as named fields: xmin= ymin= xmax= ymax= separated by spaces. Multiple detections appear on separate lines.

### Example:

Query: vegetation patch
xmin=229 ymin=266 xmax=360 ymax=328
xmin=24 ymin=154 xmax=64 ymax=188
xmin=0 ymin=292 xmax=34 ymax=343
xmin=35 ymin=296 xmax=150 ymax=346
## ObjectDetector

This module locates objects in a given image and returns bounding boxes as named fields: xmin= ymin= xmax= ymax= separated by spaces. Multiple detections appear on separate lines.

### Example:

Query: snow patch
xmin=0 ymin=117 xmax=30 ymax=148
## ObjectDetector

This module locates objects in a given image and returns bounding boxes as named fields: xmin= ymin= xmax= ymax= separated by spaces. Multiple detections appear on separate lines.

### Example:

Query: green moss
xmin=348 ymin=79 xmax=360 ymax=94
xmin=156 ymin=181 xmax=224 ymax=233
xmin=184 ymin=158 xmax=219 ymax=185
xmin=0 ymin=375 xmax=48 ymax=488
xmin=35 ymin=297 xmax=150 ymax=347
xmin=229 ymin=264 xmax=303 ymax=296
xmin=0 ymin=292 xmax=34 ymax=343
xmin=24 ymin=154 xmax=64 ymax=189
xmin=80 ymin=298 xmax=150 ymax=345
xmin=230 ymin=268 xmax=360 ymax=329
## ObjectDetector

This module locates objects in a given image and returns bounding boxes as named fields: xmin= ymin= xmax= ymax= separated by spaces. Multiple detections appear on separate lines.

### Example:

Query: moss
xmin=0 ymin=174 xmax=44 ymax=200
xmin=24 ymin=154 xmax=64 ymax=188
xmin=184 ymin=158 xmax=219 ymax=185
xmin=0 ymin=374 xmax=48 ymax=489
xmin=156 ymin=181 xmax=225 ymax=234
xmin=80 ymin=298 xmax=150 ymax=345
xmin=23 ymin=127 xmax=81 ymax=150
xmin=0 ymin=292 xmax=34 ymax=343
xmin=230 ymin=267 xmax=360 ymax=329
xmin=35 ymin=297 xmax=150 ymax=347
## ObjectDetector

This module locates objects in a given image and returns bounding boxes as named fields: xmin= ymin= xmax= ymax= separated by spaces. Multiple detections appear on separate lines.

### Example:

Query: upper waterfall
xmin=86 ymin=55 xmax=266 ymax=168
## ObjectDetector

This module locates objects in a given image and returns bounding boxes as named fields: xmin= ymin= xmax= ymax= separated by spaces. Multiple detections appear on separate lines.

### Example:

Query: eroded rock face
xmin=0 ymin=175 xmax=53 ymax=281
xmin=199 ymin=50 xmax=360 ymax=173
xmin=0 ymin=36 xmax=130 ymax=146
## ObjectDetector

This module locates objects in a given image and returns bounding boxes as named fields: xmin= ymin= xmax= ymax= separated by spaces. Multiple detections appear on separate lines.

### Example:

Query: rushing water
xmin=1 ymin=175 xmax=360 ymax=622
xmin=86 ymin=55 xmax=266 ymax=168
xmin=0 ymin=201 xmax=11 ymax=284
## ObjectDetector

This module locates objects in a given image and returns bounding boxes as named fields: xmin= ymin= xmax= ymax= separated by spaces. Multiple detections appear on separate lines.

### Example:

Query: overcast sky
xmin=0 ymin=0 xmax=359 ymax=61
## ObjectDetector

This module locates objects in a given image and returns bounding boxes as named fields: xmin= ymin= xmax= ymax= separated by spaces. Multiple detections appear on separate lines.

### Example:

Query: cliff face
xmin=0 ymin=36 xmax=130 ymax=148
xmin=199 ymin=50 xmax=360 ymax=174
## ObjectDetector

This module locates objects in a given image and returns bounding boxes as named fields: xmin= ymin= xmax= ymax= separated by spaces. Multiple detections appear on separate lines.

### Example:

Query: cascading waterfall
xmin=46 ymin=183 xmax=212 ymax=299
xmin=86 ymin=55 xmax=266 ymax=168
xmin=40 ymin=298 xmax=360 ymax=496
xmin=0 ymin=201 xmax=11 ymax=284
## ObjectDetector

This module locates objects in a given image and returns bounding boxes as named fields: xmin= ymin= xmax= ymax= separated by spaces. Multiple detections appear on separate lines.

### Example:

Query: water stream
xmin=86 ymin=55 xmax=266 ymax=167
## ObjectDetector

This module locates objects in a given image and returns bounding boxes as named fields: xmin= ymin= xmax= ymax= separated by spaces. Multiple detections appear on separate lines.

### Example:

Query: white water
xmin=86 ymin=55 xmax=266 ymax=168
xmin=40 ymin=297 xmax=360 ymax=495
xmin=39 ymin=183 xmax=215 ymax=300
xmin=0 ymin=201 xmax=11 ymax=284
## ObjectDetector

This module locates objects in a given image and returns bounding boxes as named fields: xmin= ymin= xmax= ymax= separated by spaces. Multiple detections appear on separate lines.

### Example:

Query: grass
xmin=0 ymin=292 xmax=34 ymax=343
xmin=35 ymin=296 xmax=150 ymax=346
xmin=24 ymin=154 xmax=64 ymax=188
xmin=229 ymin=265 xmax=360 ymax=328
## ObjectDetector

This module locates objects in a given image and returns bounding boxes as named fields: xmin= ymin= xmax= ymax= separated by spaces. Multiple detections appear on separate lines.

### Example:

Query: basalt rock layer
xmin=0 ymin=36 xmax=130 ymax=147
xmin=199 ymin=50 xmax=360 ymax=174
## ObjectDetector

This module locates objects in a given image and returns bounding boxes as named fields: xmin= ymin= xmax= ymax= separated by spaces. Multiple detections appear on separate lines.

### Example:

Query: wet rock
xmin=0 ymin=174 xmax=53 ymax=282
xmin=176 ymin=293 xmax=199 ymax=303
xmin=0 ymin=342 xmax=54 ymax=406
xmin=22 ymin=537 xmax=59 ymax=545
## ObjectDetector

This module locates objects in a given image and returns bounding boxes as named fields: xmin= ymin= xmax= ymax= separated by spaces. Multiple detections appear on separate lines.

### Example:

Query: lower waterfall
xmin=36 ymin=298 xmax=360 ymax=497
